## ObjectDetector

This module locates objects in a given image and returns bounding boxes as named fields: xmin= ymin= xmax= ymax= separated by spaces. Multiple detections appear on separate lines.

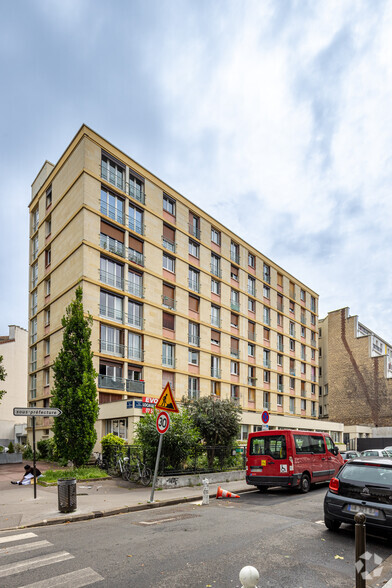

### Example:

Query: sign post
xmin=13 ymin=407 xmax=62 ymax=499
xmin=148 ymin=384 xmax=178 ymax=503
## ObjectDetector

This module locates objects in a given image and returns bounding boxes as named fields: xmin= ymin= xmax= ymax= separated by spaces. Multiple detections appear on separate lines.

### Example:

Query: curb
xmin=4 ymin=486 xmax=255 ymax=531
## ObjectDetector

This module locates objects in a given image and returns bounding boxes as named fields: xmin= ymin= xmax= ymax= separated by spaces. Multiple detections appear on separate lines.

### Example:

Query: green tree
xmin=182 ymin=396 xmax=242 ymax=447
xmin=51 ymin=286 xmax=99 ymax=466
xmin=135 ymin=410 xmax=200 ymax=470
xmin=0 ymin=355 xmax=6 ymax=403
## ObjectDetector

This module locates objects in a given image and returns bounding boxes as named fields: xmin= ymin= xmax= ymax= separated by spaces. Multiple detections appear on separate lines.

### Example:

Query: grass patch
xmin=40 ymin=466 xmax=109 ymax=483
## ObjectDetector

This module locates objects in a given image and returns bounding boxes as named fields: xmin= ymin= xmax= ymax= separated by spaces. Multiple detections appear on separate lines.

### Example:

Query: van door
xmin=325 ymin=435 xmax=343 ymax=475
xmin=310 ymin=435 xmax=331 ymax=481
xmin=248 ymin=433 xmax=289 ymax=479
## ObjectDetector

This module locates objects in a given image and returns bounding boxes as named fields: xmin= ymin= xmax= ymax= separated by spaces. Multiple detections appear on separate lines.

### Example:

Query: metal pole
xmin=32 ymin=416 xmax=37 ymax=499
xmin=355 ymin=512 xmax=366 ymax=588
xmin=149 ymin=433 xmax=163 ymax=503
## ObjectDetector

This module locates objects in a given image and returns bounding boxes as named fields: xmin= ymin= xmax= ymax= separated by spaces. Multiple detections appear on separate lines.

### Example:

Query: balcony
xmin=98 ymin=375 xmax=125 ymax=391
xmin=99 ymin=304 xmax=124 ymax=323
xmin=211 ymin=367 xmax=221 ymax=378
xmin=101 ymin=162 xmax=125 ymax=191
xmin=100 ymin=340 xmax=125 ymax=357
xmin=128 ymin=248 xmax=144 ymax=266
xmin=230 ymin=348 xmax=240 ymax=358
xmin=128 ymin=216 xmax=144 ymax=236
xmin=231 ymin=300 xmax=240 ymax=312
xmin=189 ymin=278 xmax=200 ymax=293
xmin=188 ymin=389 xmax=200 ymax=400
xmin=231 ymin=395 xmax=240 ymax=405
xmin=128 ymin=281 xmax=143 ymax=298
xmin=127 ymin=314 xmax=143 ymax=329
xmin=188 ymin=334 xmax=200 ymax=346
xmin=128 ymin=347 xmax=144 ymax=361
xmin=248 ymin=331 xmax=256 ymax=341
xmin=211 ymin=265 xmax=222 ymax=278
xmin=100 ymin=202 xmax=124 ymax=225
xmin=128 ymin=183 xmax=145 ymax=205
xmin=126 ymin=380 xmax=145 ymax=394
xmin=248 ymin=377 xmax=257 ymax=386
xmin=100 ymin=234 xmax=125 ymax=258
xmin=162 ymin=236 xmax=176 ymax=253
xmin=188 ymin=223 xmax=201 ymax=240
xmin=100 ymin=269 xmax=124 ymax=291
xmin=162 ymin=295 xmax=175 ymax=310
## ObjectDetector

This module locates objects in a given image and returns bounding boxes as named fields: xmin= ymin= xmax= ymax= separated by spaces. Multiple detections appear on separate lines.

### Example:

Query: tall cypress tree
xmin=51 ymin=286 xmax=99 ymax=466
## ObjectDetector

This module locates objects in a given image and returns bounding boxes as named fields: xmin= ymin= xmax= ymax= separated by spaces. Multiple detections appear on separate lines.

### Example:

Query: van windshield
xmin=249 ymin=435 xmax=286 ymax=459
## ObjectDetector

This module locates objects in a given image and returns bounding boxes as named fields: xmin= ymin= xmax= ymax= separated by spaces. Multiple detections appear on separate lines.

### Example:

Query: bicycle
xmin=94 ymin=452 xmax=109 ymax=471
xmin=129 ymin=455 xmax=152 ymax=486
xmin=107 ymin=453 xmax=132 ymax=481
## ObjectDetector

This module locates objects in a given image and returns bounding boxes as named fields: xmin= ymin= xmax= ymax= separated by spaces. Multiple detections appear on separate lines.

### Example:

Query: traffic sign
xmin=156 ymin=411 xmax=170 ymax=434
xmin=13 ymin=407 xmax=62 ymax=417
xmin=156 ymin=382 xmax=179 ymax=413
xmin=261 ymin=410 xmax=269 ymax=424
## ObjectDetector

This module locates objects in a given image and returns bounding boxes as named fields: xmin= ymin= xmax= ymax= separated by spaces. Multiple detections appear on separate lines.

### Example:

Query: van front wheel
xmin=299 ymin=473 xmax=311 ymax=493
xmin=257 ymin=486 xmax=269 ymax=493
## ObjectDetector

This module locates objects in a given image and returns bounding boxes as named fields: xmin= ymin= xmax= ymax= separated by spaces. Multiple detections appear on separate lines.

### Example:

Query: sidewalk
xmin=0 ymin=462 xmax=249 ymax=531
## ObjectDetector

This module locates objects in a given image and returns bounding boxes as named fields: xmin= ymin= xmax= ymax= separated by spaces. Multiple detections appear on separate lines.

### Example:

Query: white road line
xmin=139 ymin=517 xmax=177 ymax=525
xmin=0 ymin=532 xmax=37 ymax=545
xmin=0 ymin=540 xmax=52 ymax=557
xmin=314 ymin=520 xmax=325 ymax=525
xmin=19 ymin=567 xmax=104 ymax=588
xmin=0 ymin=551 xmax=74 ymax=578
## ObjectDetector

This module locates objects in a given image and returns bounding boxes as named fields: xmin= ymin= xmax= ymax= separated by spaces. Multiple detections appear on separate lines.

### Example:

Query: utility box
xmin=57 ymin=478 xmax=77 ymax=513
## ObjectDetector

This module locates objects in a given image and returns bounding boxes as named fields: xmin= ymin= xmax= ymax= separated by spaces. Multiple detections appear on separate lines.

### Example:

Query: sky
xmin=0 ymin=0 xmax=391 ymax=342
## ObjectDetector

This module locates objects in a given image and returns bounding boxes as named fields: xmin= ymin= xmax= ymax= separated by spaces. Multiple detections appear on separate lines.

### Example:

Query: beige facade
xmin=319 ymin=308 xmax=392 ymax=427
xmin=28 ymin=125 xmax=323 ymax=445
xmin=0 ymin=326 xmax=28 ymax=445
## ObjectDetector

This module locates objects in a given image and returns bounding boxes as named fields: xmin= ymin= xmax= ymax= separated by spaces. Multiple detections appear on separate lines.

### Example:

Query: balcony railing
xmin=162 ymin=236 xmax=176 ymax=253
xmin=211 ymin=367 xmax=221 ymax=378
xmin=211 ymin=265 xmax=222 ymax=278
xmin=189 ymin=278 xmax=200 ymax=293
xmin=277 ymin=343 xmax=284 ymax=352
xmin=98 ymin=375 xmax=125 ymax=391
xmin=162 ymin=295 xmax=175 ymax=310
xmin=128 ymin=183 xmax=145 ymax=205
xmin=100 ymin=340 xmax=125 ymax=357
xmin=248 ymin=287 xmax=256 ymax=297
xmin=211 ymin=317 xmax=220 ymax=328
xmin=162 ymin=357 xmax=176 ymax=368
xmin=231 ymin=252 xmax=240 ymax=264
xmin=230 ymin=348 xmax=240 ymax=358
xmin=101 ymin=162 xmax=125 ymax=191
xmin=231 ymin=301 xmax=240 ymax=312
xmin=126 ymin=380 xmax=145 ymax=394
xmin=100 ymin=269 xmax=124 ymax=290
xmin=263 ymin=401 xmax=270 ymax=410
xmin=128 ymin=347 xmax=144 ymax=361
xmin=128 ymin=248 xmax=144 ymax=266
xmin=127 ymin=314 xmax=143 ymax=329
xmin=248 ymin=331 xmax=256 ymax=341
xmin=263 ymin=316 xmax=271 ymax=326
xmin=99 ymin=304 xmax=124 ymax=323
xmin=100 ymin=234 xmax=125 ymax=258
xmin=100 ymin=202 xmax=125 ymax=225
xmin=188 ymin=223 xmax=201 ymax=239
xmin=263 ymin=360 xmax=271 ymax=368
xmin=188 ymin=389 xmax=200 ymax=400
xmin=128 ymin=216 xmax=144 ymax=236
xmin=128 ymin=281 xmax=143 ymax=298
xmin=188 ymin=334 xmax=200 ymax=346
xmin=248 ymin=377 xmax=257 ymax=386
xmin=231 ymin=395 xmax=240 ymax=405
xmin=263 ymin=273 xmax=271 ymax=284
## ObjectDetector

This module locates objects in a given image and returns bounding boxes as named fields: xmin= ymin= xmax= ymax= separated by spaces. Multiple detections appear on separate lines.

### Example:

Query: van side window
xmin=249 ymin=435 xmax=286 ymax=459
xmin=311 ymin=436 xmax=326 ymax=454
xmin=325 ymin=436 xmax=335 ymax=453
xmin=294 ymin=434 xmax=312 ymax=454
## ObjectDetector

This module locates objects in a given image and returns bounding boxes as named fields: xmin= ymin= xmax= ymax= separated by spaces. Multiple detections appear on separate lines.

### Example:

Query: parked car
xmin=340 ymin=450 xmax=360 ymax=463
xmin=246 ymin=429 xmax=343 ymax=493
xmin=384 ymin=446 xmax=392 ymax=452
xmin=324 ymin=456 xmax=392 ymax=535
xmin=360 ymin=449 xmax=392 ymax=458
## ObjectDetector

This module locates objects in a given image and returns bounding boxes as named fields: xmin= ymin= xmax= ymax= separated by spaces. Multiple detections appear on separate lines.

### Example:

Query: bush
xmin=101 ymin=433 xmax=126 ymax=465
xmin=7 ymin=441 xmax=15 ymax=453
xmin=15 ymin=443 xmax=24 ymax=453
xmin=22 ymin=443 xmax=34 ymax=460
xmin=0 ymin=445 xmax=4 ymax=453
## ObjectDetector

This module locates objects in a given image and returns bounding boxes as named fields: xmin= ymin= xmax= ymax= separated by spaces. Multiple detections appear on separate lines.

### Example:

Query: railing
xmin=248 ymin=287 xmax=256 ymax=297
xmin=100 ymin=234 xmax=125 ymax=257
xmin=101 ymin=162 xmax=125 ymax=191
xmin=128 ymin=248 xmax=144 ymax=266
xmin=128 ymin=216 xmax=144 ymax=236
xmin=188 ymin=223 xmax=201 ymax=239
xmin=98 ymin=375 xmax=125 ymax=391
xmin=211 ymin=317 xmax=220 ymax=328
xmin=127 ymin=314 xmax=143 ymax=329
xmin=263 ymin=273 xmax=271 ymax=284
xmin=211 ymin=367 xmax=221 ymax=378
xmin=162 ymin=295 xmax=175 ymax=310
xmin=231 ymin=252 xmax=240 ymax=264
xmin=301 ymin=315 xmax=307 ymax=325
xmin=231 ymin=300 xmax=240 ymax=311
xmin=128 ymin=281 xmax=143 ymax=298
xmin=128 ymin=183 xmax=145 ymax=205
xmin=230 ymin=348 xmax=240 ymax=358
xmin=158 ymin=445 xmax=245 ymax=476
xmin=100 ymin=202 xmax=124 ymax=225
xmin=278 ymin=384 xmax=284 ymax=392
xmin=263 ymin=360 xmax=271 ymax=368
xmin=248 ymin=377 xmax=257 ymax=386
xmin=162 ymin=236 xmax=176 ymax=252
xmin=162 ymin=356 xmax=176 ymax=368
xmin=100 ymin=340 xmax=125 ymax=357
xmin=263 ymin=401 xmax=270 ymax=410
xmin=126 ymin=380 xmax=145 ymax=394
xmin=189 ymin=278 xmax=200 ymax=293
xmin=99 ymin=304 xmax=124 ymax=322
xmin=277 ymin=343 xmax=284 ymax=352
xmin=290 ymin=369 xmax=296 ymax=376
xmin=211 ymin=265 xmax=222 ymax=278
xmin=263 ymin=316 xmax=271 ymax=326
xmin=248 ymin=331 xmax=256 ymax=341
xmin=188 ymin=334 xmax=200 ymax=346
xmin=188 ymin=389 xmax=200 ymax=400
xmin=128 ymin=347 xmax=144 ymax=361
xmin=100 ymin=269 xmax=124 ymax=290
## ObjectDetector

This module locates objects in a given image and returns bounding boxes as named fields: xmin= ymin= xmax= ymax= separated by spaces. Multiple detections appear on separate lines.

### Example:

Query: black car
xmin=324 ymin=456 xmax=392 ymax=535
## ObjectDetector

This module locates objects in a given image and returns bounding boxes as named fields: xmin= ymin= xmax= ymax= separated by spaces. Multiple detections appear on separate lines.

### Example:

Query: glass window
xmin=188 ymin=349 xmax=199 ymax=365
xmin=211 ymin=279 xmax=220 ymax=295
xmin=249 ymin=434 xmax=286 ymax=459
xmin=211 ymin=305 xmax=220 ymax=327
xmin=162 ymin=342 xmax=175 ymax=367
xmin=128 ymin=203 xmax=143 ymax=235
xmin=263 ymin=285 xmax=270 ymax=299
xmin=248 ymin=253 xmax=255 ymax=268
xmin=163 ymin=194 xmax=175 ymax=215
xmin=248 ymin=343 xmax=255 ymax=357
xmin=211 ymin=228 xmax=220 ymax=245
xmin=248 ymin=298 xmax=255 ymax=312
xmin=189 ymin=240 xmax=199 ymax=258
xmin=100 ymin=187 xmax=124 ymax=224
xmin=101 ymin=155 xmax=125 ymax=190
xmin=163 ymin=253 xmax=175 ymax=273
xmin=189 ymin=267 xmax=200 ymax=292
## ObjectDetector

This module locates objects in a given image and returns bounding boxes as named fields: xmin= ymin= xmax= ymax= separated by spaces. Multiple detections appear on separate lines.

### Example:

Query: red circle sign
xmin=156 ymin=411 xmax=170 ymax=434
xmin=262 ymin=411 xmax=270 ymax=424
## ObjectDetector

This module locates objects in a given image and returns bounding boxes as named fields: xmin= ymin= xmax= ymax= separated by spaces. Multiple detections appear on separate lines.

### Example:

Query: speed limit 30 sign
xmin=156 ymin=411 xmax=170 ymax=434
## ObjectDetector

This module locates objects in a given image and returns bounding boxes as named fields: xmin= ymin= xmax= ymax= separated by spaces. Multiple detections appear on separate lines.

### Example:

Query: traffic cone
xmin=216 ymin=486 xmax=240 ymax=499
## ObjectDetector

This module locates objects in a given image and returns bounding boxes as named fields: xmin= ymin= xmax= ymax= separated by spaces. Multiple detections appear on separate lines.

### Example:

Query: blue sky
xmin=0 ymin=0 xmax=391 ymax=342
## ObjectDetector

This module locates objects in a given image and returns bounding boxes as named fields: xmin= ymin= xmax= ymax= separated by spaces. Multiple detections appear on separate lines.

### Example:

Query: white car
xmin=384 ymin=446 xmax=392 ymax=452
xmin=361 ymin=449 xmax=392 ymax=458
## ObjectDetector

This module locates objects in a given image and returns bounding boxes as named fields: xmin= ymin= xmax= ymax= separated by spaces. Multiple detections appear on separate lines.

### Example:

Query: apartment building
xmin=28 ymin=125 xmax=325 ymax=445
xmin=319 ymin=308 xmax=392 ymax=427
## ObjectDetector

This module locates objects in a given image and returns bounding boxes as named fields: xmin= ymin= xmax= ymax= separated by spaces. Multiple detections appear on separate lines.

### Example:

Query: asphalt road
xmin=1 ymin=485 xmax=391 ymax=587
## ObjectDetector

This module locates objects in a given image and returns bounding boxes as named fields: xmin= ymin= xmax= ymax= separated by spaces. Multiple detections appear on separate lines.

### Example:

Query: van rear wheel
xmin=257 ymin=486 xmax=269 ymax=493
xmin=299 ymin=473 xmax=311 ymax=493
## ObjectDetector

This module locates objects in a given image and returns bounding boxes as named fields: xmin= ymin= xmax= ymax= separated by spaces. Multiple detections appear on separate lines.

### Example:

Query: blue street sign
xmin=127 ymin=401 xmax=133 ymax=409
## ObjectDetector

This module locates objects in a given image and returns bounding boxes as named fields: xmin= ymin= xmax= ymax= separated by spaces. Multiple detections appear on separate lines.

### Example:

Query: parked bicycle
xmin=94 ymin=452 xmax=108 ymax=471
xmin=129 ymin=455 xmax=152 ymax=486
xmin=107 ymin=452 xmax=132 ymax=481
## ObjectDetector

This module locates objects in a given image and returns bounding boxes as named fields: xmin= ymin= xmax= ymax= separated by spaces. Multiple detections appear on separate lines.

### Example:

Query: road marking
xmin=0 ymin=551 xmax=73 ymax=578
xmin=0 ymin=540 xmax=52 ymax=557
xmin=315 ymin=520 xmax=325 ymax=525
xmin=19 ymin=567 xmax=104 ymax=587
xmin=139 ymin=517 xmax=177 ymax=525
xmin=190 ymin=500 xmax=203 ymax=505
xmin=0 ymin=532 xmax=37 ymax=544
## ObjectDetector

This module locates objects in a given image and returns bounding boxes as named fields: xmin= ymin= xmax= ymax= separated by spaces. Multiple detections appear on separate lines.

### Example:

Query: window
xmin=189 ymin=295 xmax=199 ymax=314
xmin=32 ymin=207 xmax=39 ymax=233
xmin=290 ymin=377 xmax=295 ymax=389
xmin=211 ymin=227 xmax=220 ymax=245
xmin=263 ymin=306 xmax=270 ymax=325
xmin=100 ymin=324 xmax=123 ymax=356
xmin=248 ymin=276 xmax=256 ymax=296
xmin=31 ymin=317 xmax=37 ymax=344
xmin=231 ymin=384 xmax=239 ymax=402
xmin=277 ymin=394 xmax=283 ymax=406
xmin=248 ymin=366 xmax=256 ymax=384
xmin=163 ymin=311 xmax=175 ymax=331
xmin=128 ymin=236 xmax=144 ymax=266
xmin=230 ymin=337 xmax=239 ymax=358
xmin=129 ymin=171 xmax=144 ymax=203
xmin=188 ymin=377 xmax=199 ymax=399
xmin=231 ymin=289 xmax=240 ymax=310
xmin=129 ymin=270 xmax=143 ymax=298
xmin=188 ymin=349 xmax=199 ymax=365
xmin=263 ymin=327 xmax=270 ymax=341
xmin=46 ymin=218 xmax=51 ymax=237
xmin=211 ymin=305 xmax=220 ymax=327
xmin=163 ymin=253 xmax=175 ymax=273
xmin=211 ymin=380 xmax=221 ymax=397
xmin=230 ymin=241 xmax=240 ymax=264
xmin=30 ymin=346 xmax=37 ymax=371
xmin=289 ymin=300 xmax=295 ymax=314
xmin=189 ymin=212 xmax=200 ymax=239
xmin=189 ymin=267 xmax=200 ymax=292
xmin=289 ymin=397 xmax=295 ymax=413
xmin=128 ymin=300 xmax=143 ymax=328
xmin=263 ymin=349 xmax=270 ymax=368
xmin=319 ymin=367 xmax=322 ymax=377
xmin=100 ymin=291 xmax=124 ymax=322
xmin=44 ymin=369 xmax=50 ymax=386
xmin=277 ymin=333 xmax=283 ymax=352
xmin=162 ymin=342 xmax=175 ymax=367
xmin=32 ymin=235 xmax=38 ymax=261
xmin=263 ymin=392 xmax=270 ymax=408
xmin=248 ymin=298 xmax=255 ymax=312
xmin=277 ymin=294 xmax=283 ymax=312
xmin=241 ymin=425 xmax=249 ymax=441
xmin=311 ymin=366 xmax=316 ymax=382
xmin=311 ymin=296 xmax=316 ymax=312
xmin=301 ymin=344 xmax=306 ymax=360
xmin=263 ymin=263 xmax=270 ymax=284
xmin=31 ymin=291 xmax=37 ymax=316
xmin=101 ymin=154 xmax=125 ymax=190
xmin=277 ymin=313 xmax=283 ymax=327
xmin=301 ymin=325 xmax=306 ymax=338
xmin=211 ymin=356 xmax=220 ymax=378
xmin=301 ymin=399 xmax=306 ymax=411
xmin=289 ymin=281 xmax=296 ymax=299
xmin=230 ymin=360 xmax=239 ymax=375
xmin=211 ymin=279 xmax=220 ymax=295
xmin=230 ymin=264 xmax=238 ymax=281
xmin=263 ymin=285 xmax=270 ymax=299
xmin=301 ymin=362 xmax=306 ymax=375
xmin=46 ymin=186 xmax=52 ymax=208
xmin=277 ymin=353 xmax=283 ymax=366
xmin=45 ymin=279 xmax=51 ymax=296
xmin=231 ymin=313 xmax=239 ymax=328
xmin=129 ymin=204 xmax=143 ymax=235
xmin=100 ymin=257 xmax=124 ymax=289
xmin=277 ymin=272 xmax=283 ymax=288
xmin=44 ymin=309 xmax=50 ymax=326
xmin=30 ymin=374 xmax=37 ymax=399
xmin=248 ymin=321 xmax=255 ymax=340
xmin=163 ymin=194 xmax=176 ymax=215
xmin=289 ymin=338 xmax=295 ymax=352
xmin=188 ymin=322 xmax=200 ymax=346
xmin=162 ymin=224 xmax=176 ymax=252
xmin=189 ymin=240 xmax=199 ymax=258
xmin=211 ymin=330 xmax=220 ymax=346
xmin=264 ymin=370 xmax=270 ymax=383
xmin=45 ymin=248 xmax=51 ymax=267
xmin=106 ymin=418 xmax=128 ymax=440
xmin=301 ymin=380 xmax=306 ymax=395
xmin=248 ymin=343 xmax=255 ymax=357
xmin=31 ymin=263 xmax=38 ymax=289
xmin=311 ymin=383 xmax=316 ymax=395
xmin=300 ymin=289 xmax=306 ymax=302
xmin=211 ymin=254 xmax=221 ymax=277
xmin=100 ymin=187 xmax=124 ymax=224
xmin=311 ymin=347 xmax=316 ymax=361
xmin=324 ymin=384 xmax=329 ymax=395
xmin=248 ymin=253 xmax=255 ymax=268
xmin=277 ymin=374 xmax=283 ymax=392
xmin=44 ymin=338 xmax=50 ymax=356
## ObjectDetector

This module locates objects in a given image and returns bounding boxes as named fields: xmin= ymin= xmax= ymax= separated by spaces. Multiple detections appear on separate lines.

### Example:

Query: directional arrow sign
xmin=13 ymin=407 xmax=62 ymax=417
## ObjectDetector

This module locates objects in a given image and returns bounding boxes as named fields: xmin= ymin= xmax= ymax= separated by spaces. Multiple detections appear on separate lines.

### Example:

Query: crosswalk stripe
xmin=19 ymin=567 xmax=104 ymax=587
xmin=0 ymin=540 xmax=52 ymax=557
xmin=0 ymin=532 xmax=37 ymax=545
xmin=0 ymin=551 xmax=74 ymax=578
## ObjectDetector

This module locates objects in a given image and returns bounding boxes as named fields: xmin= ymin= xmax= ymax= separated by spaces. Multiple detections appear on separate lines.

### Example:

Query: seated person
xmin=11 ymin=464 xmax=42 ymax=485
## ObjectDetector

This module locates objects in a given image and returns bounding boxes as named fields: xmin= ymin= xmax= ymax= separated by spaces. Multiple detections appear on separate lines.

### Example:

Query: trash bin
xmin=57 ymin=478 xmax=77 ymax=513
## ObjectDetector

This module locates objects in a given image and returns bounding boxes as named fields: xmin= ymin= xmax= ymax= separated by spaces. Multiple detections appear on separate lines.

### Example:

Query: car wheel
xmin=299 ymin=473 xmax=311 ymax=493
xmin=324 ymin=516 xmax=341 ymax=531
xmin=257 ymin=486 xmax=269 ymax=493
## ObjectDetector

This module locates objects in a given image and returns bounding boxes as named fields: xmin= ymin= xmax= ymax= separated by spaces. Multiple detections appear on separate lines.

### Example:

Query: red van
xmin=246 ymin=430 xmax=344 ymax=493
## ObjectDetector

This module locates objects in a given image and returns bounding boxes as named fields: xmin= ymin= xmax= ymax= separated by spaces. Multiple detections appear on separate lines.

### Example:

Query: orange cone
xmin=216 ymin=486 xmax=240 ymax=499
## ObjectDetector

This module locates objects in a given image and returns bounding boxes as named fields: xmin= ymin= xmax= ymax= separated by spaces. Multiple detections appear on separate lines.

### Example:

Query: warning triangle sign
xmin=156 ymin=382 xmax=179 ymax=413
